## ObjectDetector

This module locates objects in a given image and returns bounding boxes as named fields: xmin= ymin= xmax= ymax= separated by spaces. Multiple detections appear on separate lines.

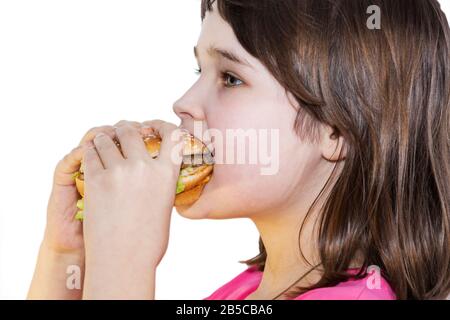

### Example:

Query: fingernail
xmin=95 ymin=132 xmax=106 ymax=138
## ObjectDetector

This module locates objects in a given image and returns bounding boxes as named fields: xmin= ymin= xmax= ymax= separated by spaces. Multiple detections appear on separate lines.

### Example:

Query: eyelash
xmin=194 ymin=68 xmax=244 ymax=88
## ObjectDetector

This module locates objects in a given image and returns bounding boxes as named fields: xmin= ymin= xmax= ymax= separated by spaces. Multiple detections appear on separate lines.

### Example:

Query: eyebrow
xmin=194 ymin=45 xmax=253 ymax=69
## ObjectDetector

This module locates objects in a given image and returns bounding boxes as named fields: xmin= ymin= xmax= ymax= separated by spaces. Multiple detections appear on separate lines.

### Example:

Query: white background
xmin=0 ymin=0 xmax=449 ymax=299
xmin=0 ymin=0 xmax=259 ymax=300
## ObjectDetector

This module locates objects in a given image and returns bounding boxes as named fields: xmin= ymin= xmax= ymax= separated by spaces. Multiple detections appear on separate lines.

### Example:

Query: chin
xmin=174 ymin=175 xmax=256 ymax=220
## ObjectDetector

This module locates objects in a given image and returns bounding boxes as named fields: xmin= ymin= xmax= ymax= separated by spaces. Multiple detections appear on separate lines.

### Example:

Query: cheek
xmin=200 ymin=151 xmax=300 ymax=218
xmin=208 ymin=88 xmax=279 ymax=129
xmin=176 ymin=143 xmax=318 ymax=220
xmin=176 ymin=90 xmax=318 ymax=219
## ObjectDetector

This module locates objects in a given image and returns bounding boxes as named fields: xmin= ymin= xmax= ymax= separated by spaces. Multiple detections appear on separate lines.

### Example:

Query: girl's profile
xmin=26 ymin=0 xmax=450 ymax=300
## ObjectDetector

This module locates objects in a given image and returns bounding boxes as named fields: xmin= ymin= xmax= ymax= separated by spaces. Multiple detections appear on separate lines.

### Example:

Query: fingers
xmin=56 ymin=145 xmax=84 ymax=175
xmin=78 ymin=126 xmax=116 ymax=147
xmin=76 ymin=120 xmax=182 ymax=174
xmin=54 ymin=144 xmax=88 ymax=185
xmin=113 ymin=120 xmax=142 ymax=129
xmin=92 ymin=133 xmax=123 ymax=168
xmin=83 ymin=145 xmax=104 ymax=177
xmin=115 ymin=124 xmax=149 ymax=160
xmin=140 ymin=120 xmax=185 ymax=168
xmin=79 ymin=120 xmax=141 ymax=147
xmin=77 ymin=121 xmax=146 ymax=170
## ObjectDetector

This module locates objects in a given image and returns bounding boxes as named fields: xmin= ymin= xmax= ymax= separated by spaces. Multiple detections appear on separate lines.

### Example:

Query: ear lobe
xmin=321 ymin=127 xmax=347 ymax=162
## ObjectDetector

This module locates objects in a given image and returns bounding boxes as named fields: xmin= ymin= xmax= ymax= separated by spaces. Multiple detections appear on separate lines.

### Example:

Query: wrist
xmin=39 ymin=240 xmax=85 ymax=267
xmin=83 ymin=252 xmax=156 ymax=299
xmin=85 ymin=239 xmax=162 ymax=269
xmin=39 ymin=237 xmax=84 ymax=261
xmin=85 ymin=246 xmax=158 ymax=276
xmin=28 ymin=241 xmax=85 ymax=299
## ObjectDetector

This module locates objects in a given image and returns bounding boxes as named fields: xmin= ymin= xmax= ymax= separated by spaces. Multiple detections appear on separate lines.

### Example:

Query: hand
xmin=82 ymin=120 xmax=184 ymax=299
xmin=29 ymin=124 xmax=116 ymax=299
xmin=43 ymin=120 xmax=143 ymax=253
xmin=44 ymin=125 xmax=116 ymax=254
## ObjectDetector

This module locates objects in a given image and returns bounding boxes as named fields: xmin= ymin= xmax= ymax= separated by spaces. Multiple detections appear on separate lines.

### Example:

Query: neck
xmin=247 ymin=162 xmax=339 ymax=299
xmin=249 ymin=201 xmax=323 ymax=299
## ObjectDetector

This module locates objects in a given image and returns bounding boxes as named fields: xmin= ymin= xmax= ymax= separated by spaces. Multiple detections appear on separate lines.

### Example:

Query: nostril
xmin=177 ymin=112 xmax=193 ymax=120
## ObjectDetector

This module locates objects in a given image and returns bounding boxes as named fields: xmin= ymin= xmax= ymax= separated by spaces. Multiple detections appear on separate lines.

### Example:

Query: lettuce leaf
xmin=76 ymin=199 xmax=84 ymax=210
xmin=176 ymin=179 xmax=185 ymax=194
xmin=75 ymin=210 xmax=84 ymax=221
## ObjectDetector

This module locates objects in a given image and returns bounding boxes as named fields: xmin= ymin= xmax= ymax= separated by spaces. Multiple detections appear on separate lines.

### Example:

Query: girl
xmin=29 ymin=0 xmax=450 ymax=300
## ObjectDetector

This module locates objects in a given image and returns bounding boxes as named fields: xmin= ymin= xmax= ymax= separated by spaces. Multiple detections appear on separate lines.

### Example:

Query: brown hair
xmin=201 ymin=0 xmax=450 ymax=299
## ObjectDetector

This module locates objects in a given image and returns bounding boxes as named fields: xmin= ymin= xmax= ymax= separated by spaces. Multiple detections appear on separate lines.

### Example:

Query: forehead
xmin=196 ymin=6 xmax=260 ymax=68
xmin=198 ymin=6 xmax=236 ymax=48
xmin=202 ymin=5 xmax=251 ymax=54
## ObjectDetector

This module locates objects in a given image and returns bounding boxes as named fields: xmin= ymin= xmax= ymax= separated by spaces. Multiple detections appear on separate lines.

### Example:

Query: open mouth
xmin=181 ymin=149 xmax=215 ymax=169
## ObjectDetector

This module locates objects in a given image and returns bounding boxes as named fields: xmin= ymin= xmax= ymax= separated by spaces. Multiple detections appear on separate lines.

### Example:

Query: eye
xmin=221 ymin=72 xmax=243 ymax=88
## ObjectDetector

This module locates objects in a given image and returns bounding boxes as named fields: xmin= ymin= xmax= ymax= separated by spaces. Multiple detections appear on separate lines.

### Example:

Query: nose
xmin=172 ymin=86 xmax=212 ymax=148
xmin=172 ymin=90 xmax=205 ymax=122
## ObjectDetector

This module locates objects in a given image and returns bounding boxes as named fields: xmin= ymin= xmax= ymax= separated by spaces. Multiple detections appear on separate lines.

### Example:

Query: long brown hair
xmin=201 ymin=0 xmax=450 ymax=299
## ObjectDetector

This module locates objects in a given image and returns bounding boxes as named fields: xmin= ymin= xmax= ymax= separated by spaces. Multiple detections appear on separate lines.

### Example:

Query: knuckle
xmin=114 ymin=120 xmax=129 ymax=127
xmin=61 ymin=152 xmax=74 ymax=164
xmin=110 ymin=164 xmax=127 ymax=177
xmin=126 ymin=158 xmax=146 ymax=169
xmin=93 ymin=133 xmax=110 ymax=144
xmin=136 ymin=158 xmax=150 ymax=168
xmin=87 ymin=126 xmax=103 ymax=135
xmin=89 ymin=126 xmax=101 ymax=132
xmin=71 ymin=145 xmax=82 ymax=153
xmin=142 ymin=119 xmax=163 ymax=127
xmin=62 ymin=153 xmax=70 ymax=162
xmin=121 ymin=123 xmax=135 ymax=131
xmin=56 ymin=158 xmax=65 ymax=170
xmin=83 ymin=126 xmax=113 ymax=141
xmin=81 ymin=140 xmax=94 ymax=148
xmin=161 ymin=122 xmax=174 ymax=130
xmin=117 ymin=123 xmax=138 ymax=136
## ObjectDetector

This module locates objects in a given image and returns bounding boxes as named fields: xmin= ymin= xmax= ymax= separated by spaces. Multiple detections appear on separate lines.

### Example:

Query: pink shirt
xmin=205 ymin=266 xmax=396 ymax=300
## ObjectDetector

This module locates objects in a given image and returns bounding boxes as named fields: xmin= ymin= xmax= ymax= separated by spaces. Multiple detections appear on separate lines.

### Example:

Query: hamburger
xmin=72 ymin=132 xmax=214 ymax=220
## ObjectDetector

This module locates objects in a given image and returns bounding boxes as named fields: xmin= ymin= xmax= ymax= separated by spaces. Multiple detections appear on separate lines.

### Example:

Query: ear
xmin=319 ymin=125 xmax=347 ymax=162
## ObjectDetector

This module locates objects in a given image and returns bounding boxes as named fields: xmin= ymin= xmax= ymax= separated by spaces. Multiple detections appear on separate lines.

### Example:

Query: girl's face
xmin=173 ymin=3 xmax=326 ymax=220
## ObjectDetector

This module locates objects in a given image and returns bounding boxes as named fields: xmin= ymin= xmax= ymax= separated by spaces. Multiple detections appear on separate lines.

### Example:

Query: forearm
xmin=28 ymin=243 xmax=85 ymax=300
xmin=82 ymin=250 xmax=156 ymax=300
